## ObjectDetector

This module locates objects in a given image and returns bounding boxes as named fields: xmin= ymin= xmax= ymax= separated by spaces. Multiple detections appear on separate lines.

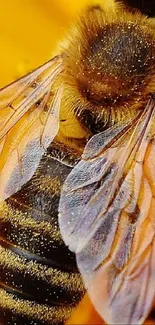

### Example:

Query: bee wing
xmin=59 ymin=99 xmax=155 ymax=324
xmin=0 ymin=56 xmax=63 ymax=201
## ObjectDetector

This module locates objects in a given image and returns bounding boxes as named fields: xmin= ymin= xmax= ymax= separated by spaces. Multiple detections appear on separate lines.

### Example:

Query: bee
xmin=0 ymin=0 xmax=155 ymax=324
xmin=123 ymin=0 xmax=155 ymax=17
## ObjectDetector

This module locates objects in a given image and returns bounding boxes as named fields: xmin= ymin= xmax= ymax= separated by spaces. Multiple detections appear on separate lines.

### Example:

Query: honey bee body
xmin=0 ymin=143 xmax=84 ymax=325
xmin=1 ymin=1 xmax=155 ymax=324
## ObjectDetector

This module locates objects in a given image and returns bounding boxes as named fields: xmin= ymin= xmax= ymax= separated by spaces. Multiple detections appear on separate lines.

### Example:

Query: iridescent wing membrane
xmin=59 ymin=99 xmax=155 ymax=324
xmin=0 ymin=56 xmax=63 ymax=201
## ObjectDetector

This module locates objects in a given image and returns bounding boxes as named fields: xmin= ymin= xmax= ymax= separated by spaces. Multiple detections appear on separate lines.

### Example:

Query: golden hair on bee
xmin=60 ymin=1 xmax=155 ymax=133
xmin=1 ymin=1 xmax=155 ymax=325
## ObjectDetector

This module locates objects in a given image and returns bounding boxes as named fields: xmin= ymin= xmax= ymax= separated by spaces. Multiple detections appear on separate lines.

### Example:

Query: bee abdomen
xmin=0 ymin=288 xmax=72 ymax=325
xmin=0 ymin=146 xmax=84 ymax=324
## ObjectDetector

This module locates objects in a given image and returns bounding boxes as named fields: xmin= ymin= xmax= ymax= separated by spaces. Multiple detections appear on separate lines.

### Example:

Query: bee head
xmin=62 ymin=5 xmax=155 ymax=133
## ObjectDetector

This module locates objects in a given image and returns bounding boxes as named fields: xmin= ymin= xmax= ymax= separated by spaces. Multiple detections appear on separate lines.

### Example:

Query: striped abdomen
xmin=0 ymin=143 xmax=84 ymax=325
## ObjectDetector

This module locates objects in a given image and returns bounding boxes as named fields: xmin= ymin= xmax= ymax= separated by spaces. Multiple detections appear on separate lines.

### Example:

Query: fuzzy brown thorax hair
xmin=61 ymin=5 xmax=155 ymax=133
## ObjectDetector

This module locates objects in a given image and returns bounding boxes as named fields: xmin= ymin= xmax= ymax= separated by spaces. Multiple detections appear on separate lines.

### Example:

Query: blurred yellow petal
xmin=0 ymin=0 xmax=90 ymax=88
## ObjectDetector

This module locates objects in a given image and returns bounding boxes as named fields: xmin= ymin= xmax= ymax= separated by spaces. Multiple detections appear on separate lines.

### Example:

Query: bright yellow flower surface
xmin=0 ymin=0 xmax=89 ymax=88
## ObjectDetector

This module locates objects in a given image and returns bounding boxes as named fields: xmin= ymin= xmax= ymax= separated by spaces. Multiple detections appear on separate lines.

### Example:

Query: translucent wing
xmin=0 ymin=56 xmax=63 ymax=201
xmin=59 ymin=99 xmax=155 ymax=324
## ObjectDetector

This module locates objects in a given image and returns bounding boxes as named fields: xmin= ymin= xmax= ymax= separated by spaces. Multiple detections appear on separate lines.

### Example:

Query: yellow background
xmin=0 ymin=0 xmax=89 ymax=88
